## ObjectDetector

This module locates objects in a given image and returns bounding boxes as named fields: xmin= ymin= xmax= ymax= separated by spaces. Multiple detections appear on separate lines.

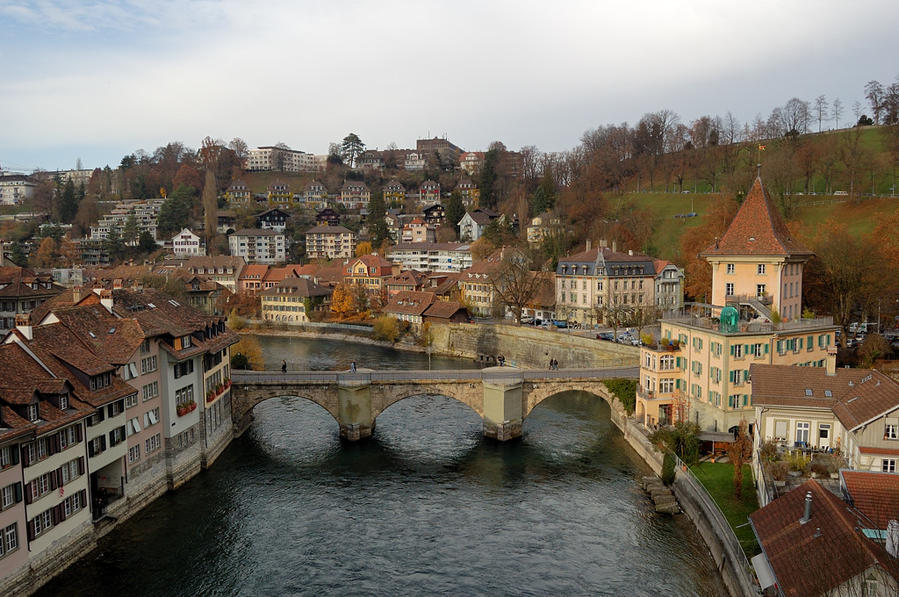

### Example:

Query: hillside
xmin=621 ymin=191 xmax=897 ymax=262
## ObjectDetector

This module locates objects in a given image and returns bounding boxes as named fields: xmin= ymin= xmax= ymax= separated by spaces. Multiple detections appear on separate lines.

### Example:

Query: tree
xmin=366 ymin=194 xmax=390 ymax=248
xmin=469 ymin=237 xmax=495 ymax=261
xmin=104 ymin=228 xmax=125 ymax=262
xmin=157 ymin=184 xmax=196 ymax=237
xmin=58 ymin=238 xmax=80 ymax=266
xmin=341 ymin=133 xmax=365 ymax=168
xmin=231 ymin=337 xmax=263 ymax=370
xmin=330 ymin=283 xmax=355 ymax=319
xmin=122 ymin=214 xmax=139 ymax=246
xmin=57 ymin=178 xmax=79 ymax=224
xmin=228 ymin=138 xmax=249 ymax=163
xmin=679 ymin=195 xmax=739 ymax=301
xmin=814 ymin=95 xmax=829 ymax=132
xmin=727 ymin=420 xmax=753 ymax=498
xmin=865 ymin=80 xmax=885 ymax=124
xmin=9 ymin=242 xmax=27 ymax=266
xmin=33 ymin=237 xmax=58 ymax=268
xmin=478 ymin=146 xmax=500 ymax=209
xmin=831 ymin=97 xmax=844 ymax=129
xmin=138 ymin=230 xmax=156 ymax=254
xmin=373 ymin=315 xmax=399 ymax=342
xmin=443 ymin=191 xmax=465 ymax=234
xmin=858 ymin=334 xmax=890 ymax=368
xmin=489 ymin=252 xmax=549 ymax=323
xmin=200 ymin=137 xmax=221 ymax=255
xmin=355 ymin=241 xmax=373 ymax=257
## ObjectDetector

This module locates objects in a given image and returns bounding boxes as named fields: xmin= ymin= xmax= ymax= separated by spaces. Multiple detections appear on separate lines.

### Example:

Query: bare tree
xmin=865 ymin=80 xmax=885 ymax=124
xmin=832 ymin=97 xmax=844 ymax=129
xmin=489 ymin=251 xmax=550 ymax=323
xmin=814 ymin=95 xmax=829 ymax=132
xmin=727 ymin=420 xmax=753 ymax=498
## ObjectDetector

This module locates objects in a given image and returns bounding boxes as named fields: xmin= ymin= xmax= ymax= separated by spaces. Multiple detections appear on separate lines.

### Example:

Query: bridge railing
xmin=231 ymin=366 xmax=639 ymax=384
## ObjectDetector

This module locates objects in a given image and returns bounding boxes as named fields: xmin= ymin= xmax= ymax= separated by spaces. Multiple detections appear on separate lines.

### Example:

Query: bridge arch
xmin=231 ymin=384 xmax=340 ymax=432
xmin=522 ymin=381 xmax=616 ymax=420
xmin=369 ymin=383 xmax=483 ymax=420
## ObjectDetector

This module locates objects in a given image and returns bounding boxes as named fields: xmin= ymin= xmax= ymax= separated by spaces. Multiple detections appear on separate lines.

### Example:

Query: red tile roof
xmin=383 ymin=291 xmax=435 ymax=317
xmin=750 ymin=480 xmax=899 ymax=596
xmin=751 ymin=364 xmax=899 ymax=431
xmin=841 ymin=471 xmax=899 ymax=529
xmin=703 ymin=177 xmax=812 ymax=258
xmin=858 ymin=447 xmax=899 ymax=456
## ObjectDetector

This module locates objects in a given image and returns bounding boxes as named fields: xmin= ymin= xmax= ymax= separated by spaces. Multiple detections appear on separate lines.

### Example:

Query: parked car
xmin=597 ymin=332 xmax=614 ymax=341
xmin=552 ymin=320 xmax=568 ymax=328
xmin=520 ymin=316 xmax=534 ymax=324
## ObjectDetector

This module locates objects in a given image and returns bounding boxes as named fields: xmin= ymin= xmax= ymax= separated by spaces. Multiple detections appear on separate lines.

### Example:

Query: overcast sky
xmin=1 ymin=0 xmax=897 ymax=172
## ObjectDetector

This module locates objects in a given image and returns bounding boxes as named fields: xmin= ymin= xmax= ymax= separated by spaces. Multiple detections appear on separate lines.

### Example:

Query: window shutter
xmin=11 ymin=446 xmax=19 ymax=465
xmin=743 ymin=394 xmax=749 ymax=406
xmin=80 ymin=489 xmax=87 ymax=505
xmin=744 ymin=344 xmax=750 ymax=355
xmin=798 ymin=338 xmax=804 ymax=349
xmin=764 ymin=344 xmax=769 ymax=355
xmin=27 ymin=521 xmax=34 ymax=542
xmin=50 ymin=506 xmax=57 ymax=526
xmin=743 ymin=370 xmax=750 ymax=382
xmin=730 ymin=345 xmax=735 ymax=356
xmin=57 ymin=469 xmax=63 ymax=487
xmin=100 ymin=436 xmax=106 ymax=451
xmin=24 ymin=483 xmax=32 ymax=505
xmin=88 ymin=442 xmax=95 ymax=458
xmin=21 ymin=446 xmax=30 ymax=467
xmin=57 ymin=503 xmax=66 ymax=523
xmin=78 ymin=458 xmax=84 ymax=475
xmin=14 ymin=482 xmax=22 ymax=503
xmin=49 ymin=472 xmax=57 ymax=490
xmin=76 ymin=424 xmax=83 ymax=443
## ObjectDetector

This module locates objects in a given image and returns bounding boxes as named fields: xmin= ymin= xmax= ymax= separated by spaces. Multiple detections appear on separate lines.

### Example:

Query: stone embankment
xmin=640 ymin=476 xmax=681 ymax=514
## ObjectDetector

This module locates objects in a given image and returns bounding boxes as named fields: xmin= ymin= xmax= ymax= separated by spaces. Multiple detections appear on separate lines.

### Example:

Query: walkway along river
xmin=37 ymin=335 xmax=725 ymax=596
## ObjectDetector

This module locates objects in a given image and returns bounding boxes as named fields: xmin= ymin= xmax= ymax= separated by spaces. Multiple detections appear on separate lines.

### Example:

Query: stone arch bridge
xmin=231 ymin=366 xmax=639 ymax=441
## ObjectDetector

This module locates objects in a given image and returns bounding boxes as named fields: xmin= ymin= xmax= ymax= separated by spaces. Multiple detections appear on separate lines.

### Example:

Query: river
xmin=37 ymin=335 xmax=724 ymax=596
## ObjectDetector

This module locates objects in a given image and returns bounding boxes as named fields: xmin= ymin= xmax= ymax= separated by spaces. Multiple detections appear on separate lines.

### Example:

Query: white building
xmin=171 ymin=228 xmax=204 ymax=257
xmin=90 ymin=199 xmax=164 ymax=241
xmin=305 ymin=225 xmax=356 ymax=260
xmin=386 ymin=242 xmax=473 ymax=273
xmin=0 ymin=175 xmax=35 ymax=206
xmin=247 ymin=146 xmax=317 ymax=172
xmin=228 ymin=229 xmax=287 ymax=264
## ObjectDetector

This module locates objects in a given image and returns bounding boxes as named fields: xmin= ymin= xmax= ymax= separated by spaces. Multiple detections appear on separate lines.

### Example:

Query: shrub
xmin=372 ymin=316 xmax=399 ymax=342
xmin=650 ymin=421 xmax=701 ymax=466
xmin=640 ymin=333 xmax=654 ymax=347
xmin=767 ymin=461 xmax=789 ymax=481
xmin=604 ymin=378 xmax=637 ymax=414
xmin=788 ymin=451 xmax=810 ymax=473
xmin=759 ymin=440 xmax=778 ymax=463
xmin=661 ymin=452 xmax=676 ymax=486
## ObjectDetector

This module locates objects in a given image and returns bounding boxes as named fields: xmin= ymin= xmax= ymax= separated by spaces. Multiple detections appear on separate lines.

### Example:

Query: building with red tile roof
xmin=841 ymin=470 xmax=899 ymax=530
xmin=750 ymin=480 xmax=899 ymax=596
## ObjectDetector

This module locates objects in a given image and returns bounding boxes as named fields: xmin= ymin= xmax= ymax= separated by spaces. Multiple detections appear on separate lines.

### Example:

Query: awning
xmin=698 ymin=431 xmax=736 ymax=443
xmin=751 ymin=553 xmax=777 ymax=590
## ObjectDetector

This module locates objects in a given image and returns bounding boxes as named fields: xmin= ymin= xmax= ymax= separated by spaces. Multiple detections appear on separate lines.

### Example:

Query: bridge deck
xmin=231 ymin=367 xmax=638 ymax=384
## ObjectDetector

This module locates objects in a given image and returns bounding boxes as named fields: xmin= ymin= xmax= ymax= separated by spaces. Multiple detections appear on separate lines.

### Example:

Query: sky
xmin=1 ymin=0 xmax=898 ymax=172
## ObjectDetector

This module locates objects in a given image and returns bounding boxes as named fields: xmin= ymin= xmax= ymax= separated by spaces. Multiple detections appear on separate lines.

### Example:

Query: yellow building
xmin=260 ymin=278 xmax=332 ymax=324
xmin=636 ymin=177 xmax=837 ymax=434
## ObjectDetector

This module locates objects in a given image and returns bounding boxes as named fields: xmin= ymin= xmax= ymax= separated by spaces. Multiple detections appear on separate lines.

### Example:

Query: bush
xmin=640 ymin=333 xmax=655 ymax=347
xmin=231 ymin=352 xmax=249 ymax=369
xmin=604 ymin=378 xmax=637 ymax=414
xmin=759 ymin=440 xmax=778 ymax=463
xmin=650 ymin=421 xmax=701 ymax=466
xmin=788 ymin=451 xmax=810 ymax=473
xmin=372 ymin=316 xmax=399 ymax=343
xmin=661 ymin=452 xmax=676 ymax=486
xmin=767 ymin=461 xmax=789 ymax=481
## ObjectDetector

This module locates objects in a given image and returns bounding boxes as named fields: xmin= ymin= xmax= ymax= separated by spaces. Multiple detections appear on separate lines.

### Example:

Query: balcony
xmin=662 ymin=306 xmax=833 ymax=334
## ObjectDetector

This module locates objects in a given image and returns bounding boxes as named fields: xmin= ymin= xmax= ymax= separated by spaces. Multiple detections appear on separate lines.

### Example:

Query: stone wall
xmin=430 ymin=323 xmax=638 ymax=369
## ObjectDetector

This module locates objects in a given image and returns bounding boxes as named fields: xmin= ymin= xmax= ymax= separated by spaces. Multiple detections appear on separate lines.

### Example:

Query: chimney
xmin=15 ymin=313 xmax=32 ymax=341
xmin=113 ymin=278 xmax=123 ymax=289
xmin=887 ymin=520 xmax=899 ymax=558
xmin=612 ymin=240 xmax=617 ymax=253
xmin=800 ymin=490 xmax=813 ymax=524
xmin=825 ymin=347 xmax=837 ymax=376
xmin=628 ymin=249 xmax=633 ymax=256
xmin=585 ymin=239 xmax=591 ymax=252
xmin=599 ymin=239 xmax=607 ymax=249
xmin=72 ymin=285 xmax=82 ymax=304
xmin=100 ymin=289 xmax=113 ymax=313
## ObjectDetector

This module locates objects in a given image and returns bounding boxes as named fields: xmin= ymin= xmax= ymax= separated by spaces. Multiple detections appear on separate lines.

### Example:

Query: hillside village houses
xmin=170 ymin=228 xmax=204 ymax=257
xmin=458 ymin=208 xmax=500 ymax=242
xmin=305 ymin=225 xmax=356 ymax=260
xmin=90 ymin=199 xmax=164 ymax=242
xmin=383 ymin=179 xmax=406 ymax=204
xmin=343 ymin=255 xmax=398 ymax=303
xmin=0 ymin=174 xmax=35 ymax=205
xmin=255 ymin=208 xmax=290 ymax=232
xmin=260 ymin=277 xmax=332 ymax=324
xmin=635 ymin=177 xmax=838 ymax=434
xmin=184 ymin=256 xmax=245 ymax=292
xmin=386 ymin=242 xmax=473 ymax=273
xmin=0 ymin=266 xmax=65 ymax=334
xmin=228 ymin=229 xmax=286 ymax=264
xmin=303 ymin=180 xmax=329 ymax=210
xmin=246 ymin=146 xmax=318 ymax=173
xmin=0 ymin=287 xmax=237 ymax=595
xmin=401 ymin=218 xmax=436 ymax=244
xmin=339 ymin=180 xmax=370 ymax=210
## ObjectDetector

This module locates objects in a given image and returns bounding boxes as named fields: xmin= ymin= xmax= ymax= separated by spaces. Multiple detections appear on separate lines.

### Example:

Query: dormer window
xmin=58 ymin=394 xmax=68 ymax=411
xmin=89 ymin=372 xmax=111 ymax=391
xmin=27 ymin=403 xmax=39 ymax=422
xmin=182 ymin=335 xmax=192 ymax=349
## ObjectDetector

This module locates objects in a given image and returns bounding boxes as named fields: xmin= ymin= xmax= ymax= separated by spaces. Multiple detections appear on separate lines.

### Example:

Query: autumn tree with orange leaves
xmin=678 ymin=195 xmax=739 ymax=301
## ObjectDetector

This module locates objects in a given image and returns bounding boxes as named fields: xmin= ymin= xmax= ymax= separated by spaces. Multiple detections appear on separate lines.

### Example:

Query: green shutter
xmin=764 ymin=344 xmax=769 ymax=355
xmin=730 ymin=345 xmax=735 ymax=356
xmin=743 ymin=394 xmax=749 ymax=406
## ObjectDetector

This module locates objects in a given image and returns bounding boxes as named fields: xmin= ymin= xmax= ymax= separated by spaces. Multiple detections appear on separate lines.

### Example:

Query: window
xmin=142 ymin=381 xmax=159 ymax=402
xmin=733 ymin=344 xmax=743 ymax=358
xmin=660 ymin=379 xmax=675 ymax=393
xmin=749 ymin=343 xmax=763 ymax=357
xmin=174 ymin=360 xmax=194 ymax=379
xmin=1 ymin=483 xmax=18 ymax=510
xmin=0 ymin=446 xmax=15 ymax=469
xmin=89 ymin=372 xmax=111 ymax=391
xmin=757 ymin=264 xmax=766 ymax=275
xmin=725 ymin=283 xmax=734 ymax=297
xmin=726 ymin=264 xmax=734 ymax=274
xmin=58 ymin=394 xmax=68 ymax=410
xmin=796 ymin=422 xmax=810 ymax=445
xmin=756 ymin=284 xmax=766 ymax=298
xmin=145 ymin=433 xmax=161 ymax=454
xmin=885 ymin=421 xmax=898 ymax=440
xmin=107 ymin=400 xmax=124 ymax=418
xmin=60 ymin=458 xmax=81 ymax=484
xmin=181 ymin=335 xmax=192 ymax=349
xmin=141 ymin=355 xmax=157 ymax=374
xmin=125 ymin=394 xmax=138 ymax=409
xmin=140 ymin=339 xmax=151 ymax=354
xmin=883 ymin=459 xmax=896 ymax=473
xmin=0 ymin=523 xmax=17 ymax=557
xmin=27 ymin=403 xmax=39 ymax=422
xmin=128 ymin=445 xmax=141 ymax=463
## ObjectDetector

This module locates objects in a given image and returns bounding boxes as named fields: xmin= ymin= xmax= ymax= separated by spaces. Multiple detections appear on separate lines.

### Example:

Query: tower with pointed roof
xmin=703 ymin=177 xmax=813 ymax=321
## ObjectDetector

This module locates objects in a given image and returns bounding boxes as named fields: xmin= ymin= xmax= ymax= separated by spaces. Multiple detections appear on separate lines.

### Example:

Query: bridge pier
xmin=338 ymin=377 xmax=375 ymax=441
xmin=482 ymin=377 xmax=523 ymax=441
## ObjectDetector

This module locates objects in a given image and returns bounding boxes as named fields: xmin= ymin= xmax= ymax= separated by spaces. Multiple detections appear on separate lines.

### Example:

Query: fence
xmin=672 ymin=453 xmax=759 ymax=596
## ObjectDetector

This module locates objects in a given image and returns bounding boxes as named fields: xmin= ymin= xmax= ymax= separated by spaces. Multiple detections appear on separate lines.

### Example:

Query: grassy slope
xmin=690 ymin=462 xmax=760 ymax=556
xmin=621 ymin=191 xmax=895 ymax=261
